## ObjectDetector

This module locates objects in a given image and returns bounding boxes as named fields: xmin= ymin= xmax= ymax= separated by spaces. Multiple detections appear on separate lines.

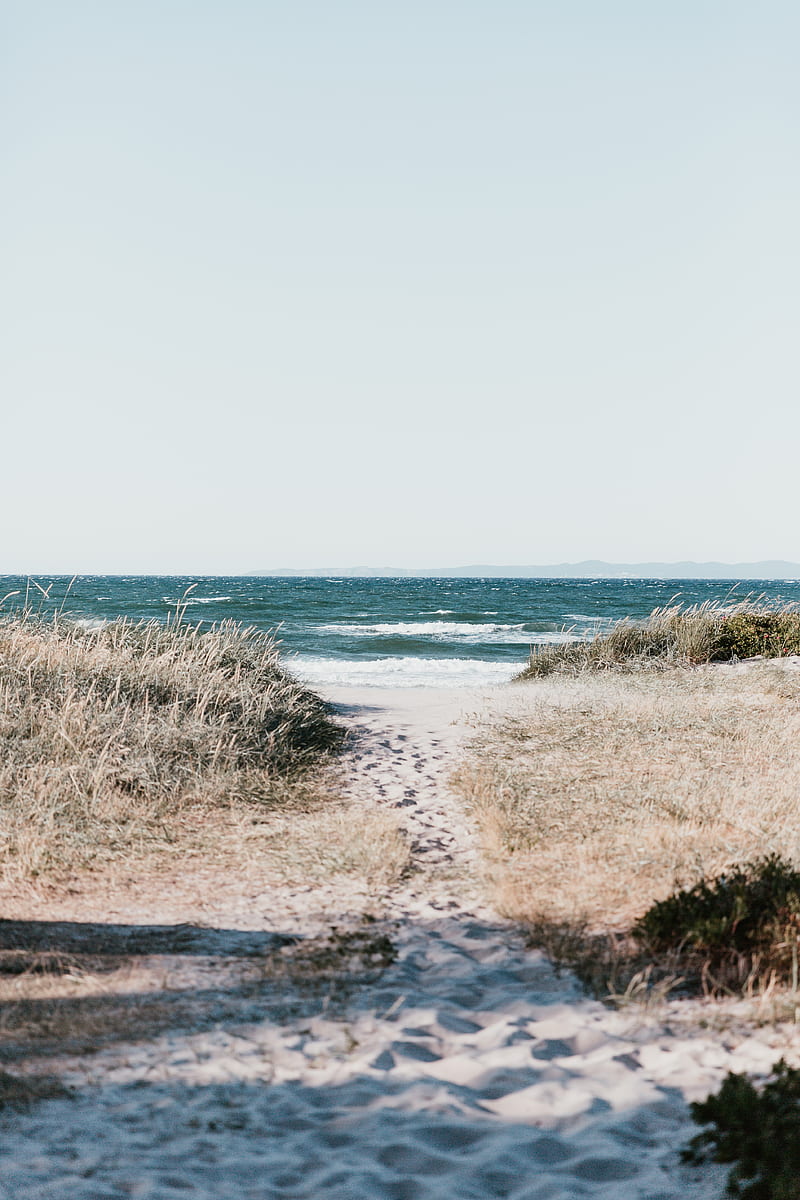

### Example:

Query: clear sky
xmin=3 ymin=1 xmax=798 ymax=573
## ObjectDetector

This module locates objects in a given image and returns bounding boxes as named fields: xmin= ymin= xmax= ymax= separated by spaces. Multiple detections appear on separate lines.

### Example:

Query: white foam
xmin=316 ymin=621 xmax=581 ymax=645
xmin=318 ymin=621 xmax=510 ymax=636
xmin=288 ymin=655 xmax=522 ymax=688
xmin=162 ymin=595 xmax=233 ymax=605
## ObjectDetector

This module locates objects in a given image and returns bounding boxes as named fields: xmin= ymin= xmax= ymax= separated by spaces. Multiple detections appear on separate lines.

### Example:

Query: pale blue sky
xmin=3 ymin=1 xmax=798 ymax=572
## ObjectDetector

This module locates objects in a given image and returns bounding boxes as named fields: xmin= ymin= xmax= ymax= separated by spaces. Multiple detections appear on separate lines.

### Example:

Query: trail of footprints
xmin=341 ymin=713 xmax=475 ymax=889
xmin=0 ymin=701 xmax=766 ymax=1198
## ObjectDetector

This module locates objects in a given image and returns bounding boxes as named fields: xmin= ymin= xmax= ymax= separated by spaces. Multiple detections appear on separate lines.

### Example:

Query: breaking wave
xmin=287 ymin=656 xmax=521 ymax=689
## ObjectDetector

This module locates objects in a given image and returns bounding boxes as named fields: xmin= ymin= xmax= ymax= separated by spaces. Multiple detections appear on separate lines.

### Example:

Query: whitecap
xmin=163 ymin=595 xmax=233 ymax=605
xmin=562 ymin=613 xmax=613 ymax=624
xmin=318 ymin=621 xmax=509 ymax=637
xmin=315 ymin=621 xmax=586 ymax=646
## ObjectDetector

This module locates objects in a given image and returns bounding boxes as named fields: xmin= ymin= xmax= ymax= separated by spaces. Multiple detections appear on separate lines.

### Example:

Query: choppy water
xmin=3 ymin=575 xmax=799 ymax=688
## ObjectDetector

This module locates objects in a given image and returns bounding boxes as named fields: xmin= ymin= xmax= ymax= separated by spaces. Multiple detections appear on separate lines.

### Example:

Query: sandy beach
xmin=7 ymin=0 xmax=800 ymax=1186
xmin=3 ymin=682 xmax=800 ymax=1198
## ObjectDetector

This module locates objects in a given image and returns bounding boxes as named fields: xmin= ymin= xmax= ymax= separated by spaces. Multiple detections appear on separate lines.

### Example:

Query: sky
xmin=2 ymin=1 xmax=799 ymax=573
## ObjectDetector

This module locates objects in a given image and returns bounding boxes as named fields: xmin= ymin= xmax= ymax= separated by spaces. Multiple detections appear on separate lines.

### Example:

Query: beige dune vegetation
xmin=0 ymin=612 xmax=407 ymax=894
xmin=0 ymin=613 xmax=410 ymax=1071
xmin=454 ymin=606 xmax=800 ymax=1001
xmin=519 ymin=597 xmax=800 ymax=677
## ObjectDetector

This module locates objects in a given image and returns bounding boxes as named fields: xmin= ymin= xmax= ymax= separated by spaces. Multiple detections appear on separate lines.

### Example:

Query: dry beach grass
xmin=520 ymin=597 xmax=800 ymax=678
xmin=0 ymin=612 xmax=345 ymax=880
xmin=0 ymin=614 xmax=408 ymax=1072
xmin=455 ymin=657 xmax=800 ymax=1000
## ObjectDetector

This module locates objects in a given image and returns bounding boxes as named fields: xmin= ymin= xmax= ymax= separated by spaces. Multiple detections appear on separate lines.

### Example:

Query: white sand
xmin=3 ymin=684 xmax=799 ymax=1199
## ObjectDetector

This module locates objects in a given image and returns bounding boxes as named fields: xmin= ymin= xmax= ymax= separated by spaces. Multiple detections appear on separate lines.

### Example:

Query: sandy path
xmin=2 ymin=686 xmax=798 ymax=1198
xmin=325 ymin=686 xmax=488 ymax=913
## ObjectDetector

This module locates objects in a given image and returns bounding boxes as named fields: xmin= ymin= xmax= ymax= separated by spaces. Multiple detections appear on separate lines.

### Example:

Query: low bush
xmin=683 ymin=1059 xmax=800 ymax=1199
xmin=711 ymin=612 xmax=800 ymax=662
xmin=633 ymin=855 xmax=800 ymax=992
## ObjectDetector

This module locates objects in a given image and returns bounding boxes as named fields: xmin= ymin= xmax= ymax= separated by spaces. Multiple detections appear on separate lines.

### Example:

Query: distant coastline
xmin=251 ymin=560 xmax=800 ymax=580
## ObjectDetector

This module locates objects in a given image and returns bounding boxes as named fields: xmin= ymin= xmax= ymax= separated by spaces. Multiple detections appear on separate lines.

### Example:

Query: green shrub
xmin=711 ymin=613 xmax=800 ymax=662
xmin=633 ymin=855 xmax=800 ymax=988
xmin=683 ymin=1059 xmax=800 ymax=1199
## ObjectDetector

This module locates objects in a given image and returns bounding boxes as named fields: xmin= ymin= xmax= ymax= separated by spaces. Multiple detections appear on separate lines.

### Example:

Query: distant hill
xmin=251 ymin=561 xmax=800 ymax=580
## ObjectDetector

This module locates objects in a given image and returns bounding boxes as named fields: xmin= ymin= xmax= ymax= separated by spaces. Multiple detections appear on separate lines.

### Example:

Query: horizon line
xmin=4 ymin=559 xmax=800 ymax=580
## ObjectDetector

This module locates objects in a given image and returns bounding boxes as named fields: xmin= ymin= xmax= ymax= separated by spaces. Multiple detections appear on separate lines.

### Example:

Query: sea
xmin=3 ymin=575 xmax=800 ymax=689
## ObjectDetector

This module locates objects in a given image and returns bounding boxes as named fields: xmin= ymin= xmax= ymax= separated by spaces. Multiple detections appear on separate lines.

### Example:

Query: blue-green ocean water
xmin=3 ymin=575 xmax=800 ymax=688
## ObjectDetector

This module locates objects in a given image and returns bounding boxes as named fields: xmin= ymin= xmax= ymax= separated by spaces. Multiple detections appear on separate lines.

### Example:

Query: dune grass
xmin=0 ymin=613 xmax=345 ymax=880
xmin=0 ymin=610 xmax=410 ymax=1073
xmin=520 ymin=599 xmax=800 ymax=679
xmin=454 ymin=658 xmax=800 ymax=1001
